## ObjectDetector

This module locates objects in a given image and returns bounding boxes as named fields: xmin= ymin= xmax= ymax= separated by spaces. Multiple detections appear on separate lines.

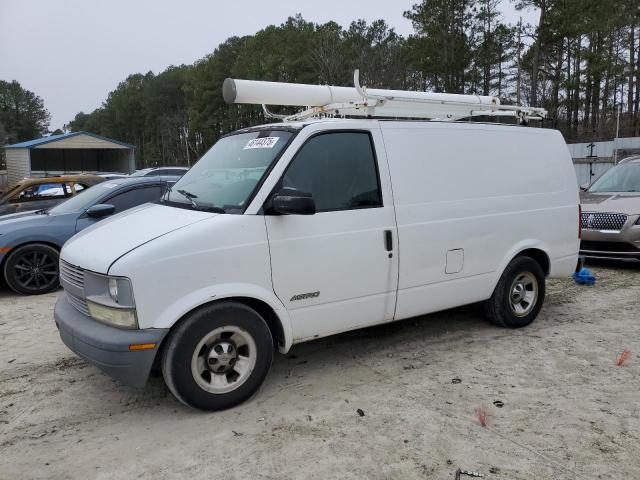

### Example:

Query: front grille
xmin=580 ymin=241 xmax=639 ymax=253
xmin=581 ymin=212 xmax=628 ymax=231
xmin=59 ymin=260 xmax=89 ymax=316
xmin=60 ymin=260 xmax=84 ymax=289
xmin=66 ymin=291 xmax=90 ymax=316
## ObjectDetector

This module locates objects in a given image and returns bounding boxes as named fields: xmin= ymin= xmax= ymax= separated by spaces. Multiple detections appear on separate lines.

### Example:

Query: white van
xmin=55 ymin=81 xmax=580 ymax=411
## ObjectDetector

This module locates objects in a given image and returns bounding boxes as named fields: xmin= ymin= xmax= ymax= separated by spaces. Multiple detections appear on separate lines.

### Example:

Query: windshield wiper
xmin=177 ymin=189 xmax=198 ymax=208
xmin=176 ymin=189 xmax=225 ymax=213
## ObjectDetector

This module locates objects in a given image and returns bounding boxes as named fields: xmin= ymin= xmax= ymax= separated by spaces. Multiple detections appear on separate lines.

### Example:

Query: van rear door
xmin=264 ymin=129 xmax=398 ymax=341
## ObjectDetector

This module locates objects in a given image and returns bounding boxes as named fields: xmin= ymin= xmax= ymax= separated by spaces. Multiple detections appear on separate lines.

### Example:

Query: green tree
xmin=404 ymin=0 xmax=472 ymax=92
xmin=0 ymin=80 xmax=51 ymax=143
xmin=468 ymin=0 xmax=513 ymax=96
xmin=64 ymin=7 xmax=640 ymax=159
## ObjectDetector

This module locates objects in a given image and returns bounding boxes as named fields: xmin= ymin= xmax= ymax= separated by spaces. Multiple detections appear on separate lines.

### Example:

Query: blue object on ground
xmin=572 ymin=267 xmax=596 ymax=285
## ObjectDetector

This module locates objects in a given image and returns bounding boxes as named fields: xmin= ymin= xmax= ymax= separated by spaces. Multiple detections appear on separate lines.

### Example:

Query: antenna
xmin=223 ymin=72 xmax=547 ymax=123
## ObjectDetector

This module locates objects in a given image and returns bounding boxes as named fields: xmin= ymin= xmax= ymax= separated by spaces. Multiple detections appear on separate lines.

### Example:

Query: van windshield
xmin=162 ymin=130 xmax=293 ymax=213
xmin=588 ymin=163 xmax=640 ymax=193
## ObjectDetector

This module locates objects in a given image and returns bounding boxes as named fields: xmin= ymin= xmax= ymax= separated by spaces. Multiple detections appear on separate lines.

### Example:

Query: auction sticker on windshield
xmin=244 ymin=137 xmax=279 ymax=149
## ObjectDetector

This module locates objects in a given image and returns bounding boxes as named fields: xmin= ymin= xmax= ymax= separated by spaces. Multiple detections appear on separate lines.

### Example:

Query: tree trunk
xmin=584 ymin=35 xmax=594 ymax=127
xmin=530 ymin=0 xmax=547 ymax=107
xmin=572 ymin=35 xmax=581 ymax=133
xmin=601 ymin=32 xmax=613 ymax=119
xmin=566 ymin=38 xmax=573 ymax=131
xmin=551 ymin=43 xmax=563 ymax=128
xmin=516 ymin=18 xmax=522 ymax=105
xmin=635 ymin=29 xmax=640 ymax=135
xmin=628 ymin=26 xmax=635 ymax=114
xmin=635 ymin=28 xmax=640 ymax=115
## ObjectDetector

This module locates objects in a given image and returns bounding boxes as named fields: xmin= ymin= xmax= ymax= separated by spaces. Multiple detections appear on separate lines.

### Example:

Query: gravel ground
xmin=0 ymin=261 xmax=639 ymax=480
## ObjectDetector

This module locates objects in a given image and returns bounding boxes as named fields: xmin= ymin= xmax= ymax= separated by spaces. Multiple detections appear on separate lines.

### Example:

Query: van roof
xmin=619 ymin=155 xmax=640 ymax=164
xmin=250 ymin=117 xmax=552 ymax=133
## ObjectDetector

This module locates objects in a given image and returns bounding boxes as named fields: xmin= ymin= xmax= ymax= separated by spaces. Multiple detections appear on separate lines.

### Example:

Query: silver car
xmin=580 ymin=156 xmax=640 ymax=261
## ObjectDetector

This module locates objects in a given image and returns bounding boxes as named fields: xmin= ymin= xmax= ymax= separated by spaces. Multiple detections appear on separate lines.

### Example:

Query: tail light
xmin=578 ymin=204 xmax=582 ymax=239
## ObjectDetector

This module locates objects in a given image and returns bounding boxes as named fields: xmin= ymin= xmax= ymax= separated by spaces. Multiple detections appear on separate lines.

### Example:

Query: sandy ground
xmin=0 ymin=261 xmax=639 ymax=480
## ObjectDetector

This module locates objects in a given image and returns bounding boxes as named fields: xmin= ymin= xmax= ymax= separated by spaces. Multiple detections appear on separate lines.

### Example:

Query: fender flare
xmin=151 ymin=282 xmax=294 ymax=353
xmin=489 ymin=239 xmax=551 ymax=293
xmin=0 ymin=236 xmax=63 ymax=269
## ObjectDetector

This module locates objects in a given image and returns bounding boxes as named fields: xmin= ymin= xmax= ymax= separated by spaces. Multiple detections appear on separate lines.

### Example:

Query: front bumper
xmin=54 ymin=294 xmax=169 ymax=387
xmin=580 ymin=221 xmax=640 ymax=261
xmin=579 ymin=247 xmax=640 ymax=261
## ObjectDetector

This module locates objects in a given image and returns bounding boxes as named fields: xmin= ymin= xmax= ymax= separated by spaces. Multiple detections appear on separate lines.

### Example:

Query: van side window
xmin=282 ymin=132 xmax=382 ymax=212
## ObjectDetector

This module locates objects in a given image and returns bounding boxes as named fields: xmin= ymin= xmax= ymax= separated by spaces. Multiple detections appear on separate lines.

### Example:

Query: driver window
xmin=281 ymin=132 xmax=382 ymax=212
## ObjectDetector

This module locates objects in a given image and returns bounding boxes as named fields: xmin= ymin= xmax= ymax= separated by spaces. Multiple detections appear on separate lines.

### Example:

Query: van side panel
xmin=380 ymin=122 xmax=578 ymax=320
xmin=108 ymin=214 xmax=293 ymax=350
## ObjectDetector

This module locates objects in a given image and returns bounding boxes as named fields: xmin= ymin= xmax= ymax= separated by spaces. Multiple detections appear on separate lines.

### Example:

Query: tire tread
xmin=484 ymin=255 xmax=545 ymax=329
xmin=161 ymin=300 xmax=273 ymax=410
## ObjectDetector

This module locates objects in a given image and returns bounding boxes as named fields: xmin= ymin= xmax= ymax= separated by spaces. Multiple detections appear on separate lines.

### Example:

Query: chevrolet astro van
xmin=54 ymin=80 xmax=580 ymax=410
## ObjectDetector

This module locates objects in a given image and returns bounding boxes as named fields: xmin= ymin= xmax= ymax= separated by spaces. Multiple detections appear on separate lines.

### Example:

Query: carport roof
xmin=5 ymin=131 xmax=135 ymax=149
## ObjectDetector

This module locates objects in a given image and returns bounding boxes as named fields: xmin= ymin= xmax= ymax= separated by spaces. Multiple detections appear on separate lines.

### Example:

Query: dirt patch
xmin=0 ymin=261 xmax=639 ymax=479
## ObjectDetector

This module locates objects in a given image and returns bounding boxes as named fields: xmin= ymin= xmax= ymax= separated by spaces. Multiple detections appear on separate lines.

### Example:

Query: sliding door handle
xmin=384 ymin=230 xmax=393 ymax=252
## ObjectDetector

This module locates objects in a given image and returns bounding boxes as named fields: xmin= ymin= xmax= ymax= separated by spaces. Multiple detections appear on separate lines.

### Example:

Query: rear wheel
xmin=161 ymin=301 xmax=273 ymax=411
xmin=3 ymin=243 xmax=60 ymax=295
xmin=484 ymin=256 xmax=545 ymax=328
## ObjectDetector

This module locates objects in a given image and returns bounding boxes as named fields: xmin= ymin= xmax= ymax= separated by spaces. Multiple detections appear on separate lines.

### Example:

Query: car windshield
xmin=130 ymin=169 xmax=151 ymax=177
xmin=588 ymin=163 xmax=640 ymax=193
xmin=49 ymin=182 xmax=116 ymax=214
xmin=162 ymin=130 xmax=293 ymax=212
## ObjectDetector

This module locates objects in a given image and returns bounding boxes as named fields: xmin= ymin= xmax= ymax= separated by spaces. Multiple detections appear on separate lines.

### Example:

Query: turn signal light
xmin=128 ymin=343 xmax=157 ymax=351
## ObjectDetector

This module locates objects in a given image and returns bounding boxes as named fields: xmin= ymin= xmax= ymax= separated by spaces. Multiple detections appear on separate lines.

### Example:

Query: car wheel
xmin=484 ymin=256 xmax=545 ymax=328
xmin=3 ymin=243 xmax=60 ymax=295
xmin=161 ymin=301 xmax=274 ymax=411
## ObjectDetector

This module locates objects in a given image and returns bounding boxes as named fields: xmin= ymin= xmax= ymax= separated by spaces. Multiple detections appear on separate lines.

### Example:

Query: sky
xmin=0 ymin=0 xmax=538 ymax=131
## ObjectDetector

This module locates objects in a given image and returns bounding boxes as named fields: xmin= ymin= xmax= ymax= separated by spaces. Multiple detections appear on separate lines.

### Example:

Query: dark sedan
xmin=0 ymin=176 xmax=177 ymax=295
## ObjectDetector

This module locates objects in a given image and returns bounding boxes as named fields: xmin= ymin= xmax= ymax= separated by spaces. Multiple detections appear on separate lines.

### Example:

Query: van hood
xmin=61 ymin=203 xmax=215 ymax=273
xmin=580 ymin=191 xmax=640 ymax=215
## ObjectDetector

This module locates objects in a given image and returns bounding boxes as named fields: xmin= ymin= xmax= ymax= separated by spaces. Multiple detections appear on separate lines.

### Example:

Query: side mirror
xmin=86 ymin=204 xmax=115 ymax=218
xmin=271 ymin=188 xmax=316 ymax=215
xmin=579 ymin=182 xmax=590 ymax=191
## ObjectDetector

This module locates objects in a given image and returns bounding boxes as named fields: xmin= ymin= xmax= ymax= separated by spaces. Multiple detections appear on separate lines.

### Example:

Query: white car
xmin=55 ymin=84 xmax=579 ymax=411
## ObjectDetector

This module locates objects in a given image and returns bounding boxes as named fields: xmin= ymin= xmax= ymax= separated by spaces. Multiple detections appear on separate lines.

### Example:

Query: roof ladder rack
xmin=223 ymin=70 xmax=547 ymax=123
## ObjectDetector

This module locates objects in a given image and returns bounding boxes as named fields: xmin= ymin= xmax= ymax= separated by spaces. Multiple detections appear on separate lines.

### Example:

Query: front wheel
xmin=161 ymin=301 xmax=274 ymax=411
xmin=484 ymin=256 xmax=545 ymax=328
xmin=3 ymin=243 xmax=60 ymax=295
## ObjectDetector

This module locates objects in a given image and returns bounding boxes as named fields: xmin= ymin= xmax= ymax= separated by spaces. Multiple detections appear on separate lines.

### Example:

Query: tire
xmin=161 ymin=301 xmax=274 ymax=411
xmin=3 ymin=243 xmax=60 ymax=295
xmin=484 ymin=256 xmax=545 ymax=328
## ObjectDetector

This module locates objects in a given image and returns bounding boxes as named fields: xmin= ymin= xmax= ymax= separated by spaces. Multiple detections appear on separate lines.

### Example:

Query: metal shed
xmin=4 ymin=131 xmax=135 ymax=187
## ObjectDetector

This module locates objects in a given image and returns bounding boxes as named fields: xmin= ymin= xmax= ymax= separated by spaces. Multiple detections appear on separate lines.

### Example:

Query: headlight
xmin=83 ymin=272 xmax=138 ymax=328
xmin=87 ymin=301 xmax=138 ymax=329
